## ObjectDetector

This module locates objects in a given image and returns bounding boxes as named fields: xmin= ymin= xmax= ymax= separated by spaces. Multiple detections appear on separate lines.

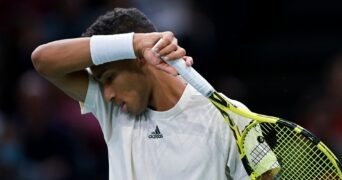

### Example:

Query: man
xmin=31 ymin=7 xmax=272 ymax=180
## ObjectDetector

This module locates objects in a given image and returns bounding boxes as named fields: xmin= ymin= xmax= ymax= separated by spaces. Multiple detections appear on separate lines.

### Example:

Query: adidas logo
xmin=148 ymin=126 xmax=163 ymax=139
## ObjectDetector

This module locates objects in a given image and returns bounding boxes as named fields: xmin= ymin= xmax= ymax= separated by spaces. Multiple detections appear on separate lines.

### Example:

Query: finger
xmin=152 ymin=31 xmax=174 ymax=53
xmin=161 ymin=47 xmax=186 ymax=61
xmin=183 ymin=56 xmax=193 ymax=66
xmin=145 ymin=49 xmax=162 ymax=65
xmin=158 ymin=38 xmax=178 ymax=56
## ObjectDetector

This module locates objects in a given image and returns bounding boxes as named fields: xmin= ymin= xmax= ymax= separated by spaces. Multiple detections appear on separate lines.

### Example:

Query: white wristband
xmin=90 ymin=32 xmax=136 ymax=65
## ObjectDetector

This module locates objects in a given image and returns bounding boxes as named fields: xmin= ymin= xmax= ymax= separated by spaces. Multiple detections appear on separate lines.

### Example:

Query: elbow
xmin=31 ymin=45 xmax=46 ymax=74
xmin=31 ymin=44 xmax=55 ymax=77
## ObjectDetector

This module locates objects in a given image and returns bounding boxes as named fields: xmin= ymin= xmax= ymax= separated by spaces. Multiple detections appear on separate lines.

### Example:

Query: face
xmin=92 ymin=61 xmax=151 ymax=115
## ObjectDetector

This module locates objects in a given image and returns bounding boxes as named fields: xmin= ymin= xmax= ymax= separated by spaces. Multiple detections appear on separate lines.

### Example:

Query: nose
xmin=103 ymin=85 xmax=115 ymax=102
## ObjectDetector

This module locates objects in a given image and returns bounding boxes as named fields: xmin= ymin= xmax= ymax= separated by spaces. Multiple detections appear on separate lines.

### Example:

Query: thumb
xmin=144 ymin=48 xmax=163 ymax=65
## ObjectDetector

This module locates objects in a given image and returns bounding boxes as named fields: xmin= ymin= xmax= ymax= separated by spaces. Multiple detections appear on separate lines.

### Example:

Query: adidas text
xmin=149 ymin=126 xmax=163 ymax=139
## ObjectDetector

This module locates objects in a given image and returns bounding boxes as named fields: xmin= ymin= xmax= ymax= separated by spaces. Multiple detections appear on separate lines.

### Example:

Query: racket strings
xmin=244 ymin=122 xmax=341 ymax=179
xmin=249 ymin=140 xmax=273 ymax=167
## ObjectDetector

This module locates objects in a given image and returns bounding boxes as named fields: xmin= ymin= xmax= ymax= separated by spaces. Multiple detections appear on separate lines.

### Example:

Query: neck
xmin=147 ymin=67 xmax=186 ymax=111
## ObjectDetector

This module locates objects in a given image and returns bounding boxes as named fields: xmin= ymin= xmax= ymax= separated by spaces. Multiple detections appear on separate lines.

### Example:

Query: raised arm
xmin=31 ymin=37 xmax=92 ymax=102
xmin=31 ymin=32 xmax=188 ymax=102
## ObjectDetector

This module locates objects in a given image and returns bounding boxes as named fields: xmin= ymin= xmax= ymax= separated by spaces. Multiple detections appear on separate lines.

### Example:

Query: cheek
xmin=124 ymin=91 xmax=148 ymax=114
xmin=127 ymin=90 xmax=147 ymax=106
xmin=113 ymin=74 xmax=150 ymax=112
xmin=113 ymin=73 xmax=142 ymax=91
xmin=133 ymin=82 xmax=150 ymax=106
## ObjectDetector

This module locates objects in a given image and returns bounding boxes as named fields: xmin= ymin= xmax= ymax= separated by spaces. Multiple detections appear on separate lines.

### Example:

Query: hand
xmin=133 ymin=31 xmax=193 ymax=75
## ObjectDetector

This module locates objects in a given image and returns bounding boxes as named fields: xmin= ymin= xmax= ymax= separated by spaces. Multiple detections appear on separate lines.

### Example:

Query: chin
xmin=125 ymin=108 xmax=140 ymax=116
xmin=128 ymin=104 xmax=147 ymax=116
xmin=133 ymin=108 xmax=147 ymax=116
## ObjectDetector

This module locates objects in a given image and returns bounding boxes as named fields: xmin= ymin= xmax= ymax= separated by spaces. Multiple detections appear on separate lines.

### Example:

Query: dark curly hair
xmin=82 ymin=8 xmax=157 ymax=37
xmin=83 ymin=8 xmax=157 ymax=77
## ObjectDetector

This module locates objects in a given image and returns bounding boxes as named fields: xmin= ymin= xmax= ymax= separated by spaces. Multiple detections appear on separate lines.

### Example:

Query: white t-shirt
xmin=81 ymin=76 xmax=252 ymax=180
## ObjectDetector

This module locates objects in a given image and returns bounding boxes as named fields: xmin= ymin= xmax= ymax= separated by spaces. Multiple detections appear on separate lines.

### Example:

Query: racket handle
xmin=165 ymin=58 xmax=215 ymax=97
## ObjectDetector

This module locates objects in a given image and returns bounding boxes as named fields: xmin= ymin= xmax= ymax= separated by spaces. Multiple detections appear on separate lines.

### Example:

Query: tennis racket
xmin=166 ymin=59 xmax=342 ymax=180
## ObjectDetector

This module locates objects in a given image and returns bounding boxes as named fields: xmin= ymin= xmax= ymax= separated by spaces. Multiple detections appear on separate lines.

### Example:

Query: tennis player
xmin=31 ymin=7 xmax=274 ymax=180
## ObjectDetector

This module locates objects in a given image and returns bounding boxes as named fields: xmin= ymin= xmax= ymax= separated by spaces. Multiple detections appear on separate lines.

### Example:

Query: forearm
xmin=31 ymin=37 xmax=92 ymax=78
xmin=30 ymin=31 xmax=187 ymax=102
xmin=31 ymin=31 xmax=186 ymax=78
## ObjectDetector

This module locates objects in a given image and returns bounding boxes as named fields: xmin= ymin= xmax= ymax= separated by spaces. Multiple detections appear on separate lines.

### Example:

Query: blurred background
xmin=0 ymin=0 xmax=341 ymax=179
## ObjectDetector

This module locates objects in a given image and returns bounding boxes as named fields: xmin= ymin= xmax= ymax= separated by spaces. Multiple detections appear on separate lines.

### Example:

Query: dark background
xmin=0 ymin=0 xmax=341 ymax=179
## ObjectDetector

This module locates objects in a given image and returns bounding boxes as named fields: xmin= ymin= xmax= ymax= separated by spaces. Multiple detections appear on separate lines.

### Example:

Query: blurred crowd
xmin=296 ymin=53 xmax=342 ymax=157
xmin=0 ymin=0 xmax=341 ymax=179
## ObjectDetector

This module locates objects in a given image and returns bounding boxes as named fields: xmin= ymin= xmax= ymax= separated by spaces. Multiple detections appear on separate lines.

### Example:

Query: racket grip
xmin=165 ymin=58 xmax=215 ymax=97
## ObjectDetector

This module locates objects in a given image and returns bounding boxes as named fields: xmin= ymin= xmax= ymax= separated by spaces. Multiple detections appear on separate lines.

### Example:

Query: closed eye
xmin=100 ymin=71 xmax=117 ymax=85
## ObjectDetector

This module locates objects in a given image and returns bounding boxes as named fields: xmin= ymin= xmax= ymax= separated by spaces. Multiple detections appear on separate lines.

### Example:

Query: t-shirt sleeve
xmin=225 ymin=129 xmax=251 ymax=180
xmin=221 ymin=96 xmax=251 ymax=179
xmin=80 ymin=76 xmax=100 ymax=114
xmin=80 ymin=75 xmax=99 ymax=114
xmin=218 ymin=93 xmax=252 ymax=133
xmin=80 ymin=75 xmax=113 ymax=119
xmin=79 ymin=75 xmax=117 ymax=142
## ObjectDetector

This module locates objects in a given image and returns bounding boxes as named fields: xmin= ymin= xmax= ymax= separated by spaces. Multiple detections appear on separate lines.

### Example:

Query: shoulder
xmin=217 ymin=92 xmax=252 ymax=132
xmin=218 ymin=92 xmax=250 ymax=111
